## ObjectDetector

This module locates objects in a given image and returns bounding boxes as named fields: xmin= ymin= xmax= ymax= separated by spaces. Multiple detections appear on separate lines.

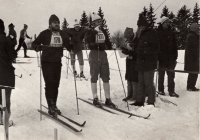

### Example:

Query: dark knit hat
xmin=0 ymin=19 xmax=5 ymax=31
xmin=9 ymin=23 xmax=15 ymax=28
xmin=49 ymin=14 xmax=60 ymax=25
xmin=137 ymin=14 xmax=148 ymax=27
xmin=24 ymin=24 xmax=28 ymax=27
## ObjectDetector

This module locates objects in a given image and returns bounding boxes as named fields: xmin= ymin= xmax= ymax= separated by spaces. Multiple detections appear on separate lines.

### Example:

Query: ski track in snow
xmin=0 ymin=50 xmax=198 ymax=140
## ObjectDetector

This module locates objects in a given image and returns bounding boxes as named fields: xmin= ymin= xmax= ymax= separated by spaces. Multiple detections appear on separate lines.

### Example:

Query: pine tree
xmin=147 ymin=3 xmax=157 ymax=27
xmin=80 ymin=11 xmax=88 ymax=27
xmin=61 ymin=18 xmax=69 ymax=29
xmin=141 ymin=6 xmax=148 ymax=18
xmin=161 ymin=5 xmax=170 ymax=18
xmin=175 ymin=5 xmax=192 ymax=49
xmin=169 ymin=12 xmax=175 ymax=20
xmin=192 ymin=3 xmax=200 ymax=23
xmin=97 ymin=7 xmax=111 ymax=40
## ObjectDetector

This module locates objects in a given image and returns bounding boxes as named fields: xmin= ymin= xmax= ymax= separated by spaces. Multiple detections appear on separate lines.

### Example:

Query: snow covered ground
xmin=0 ymin=50 xmax=199 ymax=140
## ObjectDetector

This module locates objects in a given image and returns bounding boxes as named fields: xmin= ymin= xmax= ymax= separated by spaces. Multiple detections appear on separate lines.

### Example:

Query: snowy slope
xmin=0 ymin=50 xmax=199 ymax=140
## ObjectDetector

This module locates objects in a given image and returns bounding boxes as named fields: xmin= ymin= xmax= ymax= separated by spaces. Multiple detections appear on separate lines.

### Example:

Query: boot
xmin=105 ymin=98 xmax=117 ymax=108
xmin=93 ymin=98 xmax=102 ymax=107
xmin=122 ymin=81 xmax=133 ymax=101
xmin=169 ymin=92 xmax=179 ymax=98
xmin=130 ymin=102 xmax=144 ymax=106
xmin=54 ymin=105 xmax=61 ymax=115
xmin=157 ymin=91 xmax=165 ymax=96
xmin=73 ymin=71 xmax=79 ymax=78
xmin=80 ymin=71 xmax=86 ymax=78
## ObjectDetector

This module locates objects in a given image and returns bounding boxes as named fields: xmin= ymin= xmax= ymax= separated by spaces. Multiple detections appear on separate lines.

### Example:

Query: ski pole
xmin=36 ymin=52 xmax=40 ymax=67
xmin=39 ymin=50 xmax=42 ymax=121
xmin=114 ymin=50 xmax=129 ymax=111
xmin=15 ymin=74 xmax=22 ymax=78
xmin=73 ymin=65 xmax=80 ymax=115
xmin=99 ymin=75 xmax=102 ymax=101
xmin=66 ymin=51 xmax=70 ymax=79
xmin=17 ymin=63 xmax=32 ymax=76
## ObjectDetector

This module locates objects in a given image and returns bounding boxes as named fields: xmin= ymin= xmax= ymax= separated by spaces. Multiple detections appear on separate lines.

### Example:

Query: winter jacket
xmin=8 ymin=29 xmax=17 ymax=46
xmin=157 ymin=26 xmax=178 ymax=66
xmin=63 ymin=27 xmax=87 ymax=53
xmin=20 ymin=29 xmax=31 ymax=39
xmin=0 ymin=29 xmax=17 ymax=87
xmin=135 ymin=28 xmax=159 ymax=71
xmin=184 ymin=31 xmax=199 ymax=72
xmin=32 ymin=29 xmax=70 ymax=62
xmin=84 ymin=27 xmax=112 ymax=51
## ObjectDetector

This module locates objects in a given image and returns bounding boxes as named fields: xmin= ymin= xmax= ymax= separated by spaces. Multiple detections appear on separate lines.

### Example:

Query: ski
xmin=156 ymin=91 xmax=177 ymax=106
xmin=42 ymin=105 xmax=86 ymax=127
xmin=88 ymin=98 xmax=150 ymax=119
xmin=38 ymin=110 xmax=82 ymax=132
xmin=78 ymin=98 xmax=117 ymax=115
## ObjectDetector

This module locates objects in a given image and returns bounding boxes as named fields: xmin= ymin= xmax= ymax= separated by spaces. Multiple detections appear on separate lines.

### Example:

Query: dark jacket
xmin=157 ymin=26 xmax=178 ymax=66
xmin=20 ymin=29 xmax=31 ymax=39
xmin=84 ymin=27 xmax=112 ymax=51
xmin=8 ymin=29 xmax=17 ymax=46
xmin=32 ymin=29 xmax=70 ymax=62
xmin=136 ymin=28 xmax=159 ymax=71
xmin=63 ymin=27 xmax=87 ymax=53
xmin=184 ymin=31 xmax=199 ymax=72
xmin=0 ymin=30 xmax=17 ymax=87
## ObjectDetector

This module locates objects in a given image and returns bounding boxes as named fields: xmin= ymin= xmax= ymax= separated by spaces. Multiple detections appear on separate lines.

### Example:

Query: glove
xmin=35 ymin=45 xmax=43 ymax=52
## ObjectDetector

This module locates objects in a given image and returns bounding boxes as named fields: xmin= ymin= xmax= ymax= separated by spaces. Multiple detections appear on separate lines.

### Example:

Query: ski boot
xmin=169 ymin=92 xmax=179 ymax=98
xmin=157 ymin=91 xmax=165 ymax=96
xmin=130 ymin=102 xmax=144 ymax=106
xmin=48 ymin=106 xmax=57 ymax=117
xmin=187 ymin=87 xmax=199 ymax=91
xmin=93 ymin=98 xmax=102 ymax=108
xmin=122 ymin=96 xmax=132 ymax=102
xmin=54 ymin=106 xmax=61 ymax=115
xmin=73 ymin=71 xmax=79 ymax=78
xmin=80 ymin=71 xmax=86 ymax=78
xmin=105 ymin=98 xmax=117 ymax=108
xmin=24 ymin=55 xmax=30 ymax=58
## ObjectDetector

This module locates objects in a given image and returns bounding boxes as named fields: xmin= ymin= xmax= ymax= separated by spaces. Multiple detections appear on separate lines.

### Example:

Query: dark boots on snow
xmin=130 ymin=102 xmax=144 ymax=106
xmin=105 ymin=98 xmax=117 ymax=108
xmin=80 ymin=71 xmax=86 ymax=78
xmin=169 ymin=92 xmax=179 ymax=98
xmin=93 ymin=98 xmax=102 ymax=108
xmin=48 ymin=100 xmax=61 ymax=116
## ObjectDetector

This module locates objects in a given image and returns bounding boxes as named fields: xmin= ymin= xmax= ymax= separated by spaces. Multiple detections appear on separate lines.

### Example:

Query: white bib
xmin=50 ymin=32 xmax=63 ymax=47
xmin=95 ymin=27 xmax=105 ymax=43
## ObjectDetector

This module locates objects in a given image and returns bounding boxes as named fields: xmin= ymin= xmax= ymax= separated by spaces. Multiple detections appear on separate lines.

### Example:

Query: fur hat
xmin=158 ymin=16 xmax=171 ymax=24
xmin=0 ymin=19 xmax=5 ymax=31
xmin=137 ymin=14 xmax=148 ymax=27
xmin=92 ymin=12 xmax=101 ymax=22
xmin=9 ymin=23 xmax=15 ymax=28
xmin=74 ymin=19 xmax=80 ymax=27
xmin=49 ymin=14 xmax=60 ymax=25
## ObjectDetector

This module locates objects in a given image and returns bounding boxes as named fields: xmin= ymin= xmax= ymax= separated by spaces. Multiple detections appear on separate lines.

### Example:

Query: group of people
xmin=0 ymin=11 xmax=199 ymax=120
xmin=121 ymin=14 xmax=199 ymax=107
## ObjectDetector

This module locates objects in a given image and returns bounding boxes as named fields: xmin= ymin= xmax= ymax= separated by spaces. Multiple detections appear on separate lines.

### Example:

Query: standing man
xmin=157 ymin=17 xmax=179 ymax=97
xmin=8 ymin=23 xmax=17 ymax=63
xmin=63 ymin=19 xmax=87 ymax=78
xmin=16 ymin=24 xmax=32 ymax=58
xmin=184 ymin=23 xmax=199 ymax=91
xmin=32 ymin=14 xmax=70 ymax=116
xmin=131 ymin=14 xmax=159 ymax=107
xmin=84 ymin=13 xmax=116 ymax=108
xmin=0 ymin=19 xmax=17 ymax=126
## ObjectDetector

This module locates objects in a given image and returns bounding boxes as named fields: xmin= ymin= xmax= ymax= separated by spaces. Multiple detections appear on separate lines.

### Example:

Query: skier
xmin=7 ymin=23 xmax=17 ymax=63
xmin=0 ymin=19 xmax=17 ymax=126
xmin=184 ymin=23 xmax=199 ymax=91
xmin=32 ymin=14 xmax=70 ymax=116
xmin=84 ymin=13 xmax=116 ymax=108
xmin=157 ymin=16 xmax=179 ymax=97
xmin=63 ymin=19 xmax=87 ymax=78
xmin=131 ymin=14 xmax=159 ymax=107
xmin=121 ymin=28 xmax=138 ymax=102
xmin=16 ymin=24 xmax=32 ymax=58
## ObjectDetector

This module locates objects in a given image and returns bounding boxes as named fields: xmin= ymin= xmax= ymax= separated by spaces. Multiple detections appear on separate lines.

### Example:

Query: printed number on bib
xmin=95 ymin=30 xmax=105 ymax=43
xmin=50 ymin=33 xmax=63 ymax=47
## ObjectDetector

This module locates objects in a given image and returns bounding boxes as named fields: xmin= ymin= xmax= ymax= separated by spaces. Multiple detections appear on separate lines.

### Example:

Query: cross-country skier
xmin=84 ymin=13 xmax=116 ymax=108
xmin=0 ymin=19 xmax=17 ymax=126
xmin=16 ymin=24 xmax=32 ymax=58
xmin=32 ymin=14 xmax=70 ymax=116
xmin=63 ymin=19 xmax=87 ymax=78
xmin=131 ymin=14 xmax=159 ymax=107
xmin=7 ymin=23 xmax=17 ymax=63
xmin=157 ymin=16 xmax=179 ymax=97
xmin=121 ymin=28 xmax=138 ymax=102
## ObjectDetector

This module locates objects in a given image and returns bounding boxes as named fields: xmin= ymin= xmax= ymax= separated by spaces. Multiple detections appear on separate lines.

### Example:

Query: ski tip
xmin=82 ymin=121 xmax=86 ymax=126
xmin=144 ymin=114 xmax=151 ymax=119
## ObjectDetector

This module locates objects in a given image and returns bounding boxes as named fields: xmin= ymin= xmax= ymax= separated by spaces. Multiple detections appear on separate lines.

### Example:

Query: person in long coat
xmin=184 ymin=23 xmax=199 ymax=91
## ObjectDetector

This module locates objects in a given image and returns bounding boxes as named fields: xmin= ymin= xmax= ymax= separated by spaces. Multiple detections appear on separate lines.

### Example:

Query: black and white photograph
xmin=0 ymin=0 xmax=199 ymax=139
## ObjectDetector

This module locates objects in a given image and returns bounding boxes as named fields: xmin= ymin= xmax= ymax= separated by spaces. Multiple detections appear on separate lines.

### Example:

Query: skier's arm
xmin=26 ymin=33 xmax=31 ymax=39
xmin=101 ymin=28 xmax=112 ymax=50
xmin=32 ymin=32 xmax=44 ymax=51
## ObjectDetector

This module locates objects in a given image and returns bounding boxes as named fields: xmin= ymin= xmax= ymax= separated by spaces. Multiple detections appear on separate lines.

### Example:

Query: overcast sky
xmin=0 ymin=0 xmax=198 ymax=37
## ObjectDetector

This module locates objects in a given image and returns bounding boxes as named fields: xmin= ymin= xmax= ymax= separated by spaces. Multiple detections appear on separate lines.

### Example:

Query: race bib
xmin=95 ymin=30 xmax=105 ymax=43
xmin=50 ymin=32 xmax=63 ymax=47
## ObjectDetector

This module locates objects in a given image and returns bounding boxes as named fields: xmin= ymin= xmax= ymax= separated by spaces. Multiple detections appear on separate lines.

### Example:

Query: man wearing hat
xmin=84 ymin=13 xmax=116 ymax=108
xmin=16 ymin=24 xmax=32 ymax=58
xmin=0 ymin=19 xmax=17 ymax=126
xmin=63 ymin=19 xmax=87 ymax=78
xmin=32 ymin=14 xmax=70 ymax=116
xmin=131 ymin=14 xmax=160 ymax=107
xmin=157 ymin=16 xmax=179 ymax=98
